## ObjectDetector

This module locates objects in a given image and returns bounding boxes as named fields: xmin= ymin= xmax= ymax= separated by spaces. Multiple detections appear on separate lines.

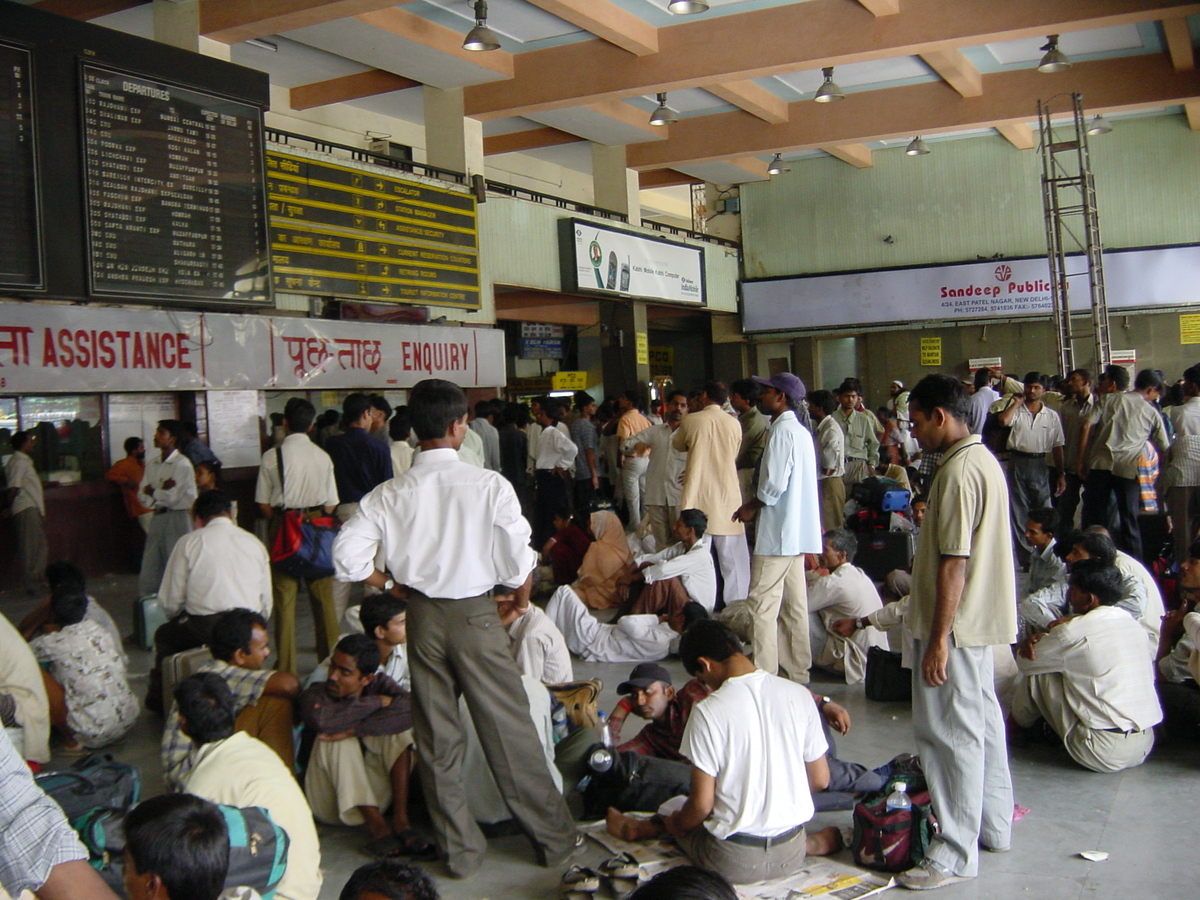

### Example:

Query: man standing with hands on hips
xmin=333 ymin=379 xmax=580 ymax=880
xmin=897 ymin=374 xmax=1015 ymax=891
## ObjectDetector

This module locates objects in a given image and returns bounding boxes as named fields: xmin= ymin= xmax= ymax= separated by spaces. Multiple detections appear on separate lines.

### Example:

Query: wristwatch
xmin=382 ymin=578 xmax=395 ymax=593
xmin=817 ymin=695 xmax=832 ymax=709
xmin=855 ymin=617 xmax=867 ymax=631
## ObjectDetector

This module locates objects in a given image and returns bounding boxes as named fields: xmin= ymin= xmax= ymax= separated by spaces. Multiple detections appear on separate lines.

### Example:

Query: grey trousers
xmin=1008 ymin=455 xmax=1052 ymax=558
xmin=911 ymin=637 xmax=1013 ymax=877
xmin=14 ymin=507 xmax=48 ymax=592
xmin=711 ymin=533 xmax=751 ymax=606
xmin=678 ymin=824 xmax=807 ymax=886
xmin=407 ymin=592 xmax=575 ymax=876
xmin=138 ymin=510 xmax=192 ymax=598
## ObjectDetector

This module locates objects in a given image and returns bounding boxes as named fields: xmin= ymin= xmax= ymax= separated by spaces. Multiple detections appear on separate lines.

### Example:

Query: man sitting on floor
xmin=1013 ymin=558 xmax=1162 ymax=773
xmin=122 ymin=794 xmax=228 ymax=900
xmin=546 ymin=581 xmax=705 ymax=664
xmin=807 ymin=528 xmax=887 ymax=684
xmin=621 ymin=510 xmax=717 ymax=623
xmin=494 ymin=584 xmax=573 ymax=685
xmin=300 ymin=634 xmax=431 ymax=859
xmin=1156 ymin=538 xmax=1200 ymax=740
xmin=605 ymin=621 xmax=842 ymax=885
xmin=0 ymin=608 xmax=50 ymax=764
xmin=162 ymin=608 xmax=300 ymax=790
xmin=149 ymin=489 xmax=272 ymax=712
xmin=1025 ymin=509 xmax=1067 ymax=594
xmin=175 ymin=673 xmax=323 ymax=900
xmin=311 ymin=594 xmax=411 ymax=692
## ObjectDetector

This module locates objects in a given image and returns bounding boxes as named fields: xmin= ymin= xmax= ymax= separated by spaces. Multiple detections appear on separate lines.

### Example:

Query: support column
xmin=591 ymin=144 xmax=641 ymax=222
xmin=600 ymin=299 xmax=650 ymax=399
xmin=423 ymin=87 xmax=484 ymax=176
xmin=153 ymin=0 xmax=230 ymax=59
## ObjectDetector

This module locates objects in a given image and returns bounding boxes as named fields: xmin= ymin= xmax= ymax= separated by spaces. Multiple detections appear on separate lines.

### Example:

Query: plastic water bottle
xmin=588 ymin=711 xmax=615 ymax=773
xmin=599 ymin=711 xmax=615 ymax=748
xmin=885 ymin=781 xmax=912 ymax=811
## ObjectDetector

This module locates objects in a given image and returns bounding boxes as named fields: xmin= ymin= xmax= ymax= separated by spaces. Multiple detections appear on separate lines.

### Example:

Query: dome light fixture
xmin=767 ymin=153 xmax=790 ymax=176
xmin=649 ymin=92 xmax=678 ymax=126
xmin=905 ymin=136 xmax=930 ymax=156
xmin=1086 ymin=114 xmax=1113 ymax=135
xmin=814 ymin=67 xmax=844 ymax=103
xmin=667 ymin=0 xmax=710 ymax=13
xmin=462 ymin=0 xmax=501 ymax=52
xmin=1037 ymin=35 xmax=1071 ymax=73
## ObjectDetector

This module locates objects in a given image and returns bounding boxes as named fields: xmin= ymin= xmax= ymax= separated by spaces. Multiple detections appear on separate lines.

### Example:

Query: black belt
xmin=1009 ymin=450 xmax=1047 ymax=459
xmin=154 ymin=507 xmax=185 ymax=515
xmin=724 ymin=824 xmax=805 ymax=849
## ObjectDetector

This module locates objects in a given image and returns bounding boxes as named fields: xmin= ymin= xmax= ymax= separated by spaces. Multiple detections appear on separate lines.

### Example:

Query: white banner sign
xmin=742 ymin=245 xmax=1200 ymax=332
xmin=564 ymin=219 xmax=704 ymax=304
xmin=0 ymin=303 xmax=505 ymax=392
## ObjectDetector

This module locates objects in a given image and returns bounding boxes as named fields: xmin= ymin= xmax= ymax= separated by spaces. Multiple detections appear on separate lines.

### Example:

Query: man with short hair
xmin=966 ymin=367 xmax=999 ymax=436
xmin=493 ymin=584 xmax=573 ymax=685
xmin=469 ymin=400 xmax=501 ymax=472
xmin=998 ymin=372 xmax=1065 ymax=562
xmin=606 ymin=662 xmax=712 ymax=763
xmin=162 ymin=608 xmax=300 ymax=790
xmin=148 ymin=489 xmax=272 ymax=713
xmin=1014 ymin=558 xmax=1161 ymax=773
xmin=4 ymin=431 xmax=48 ymax=597
xmin=533 ymin=398 xmax=578 ymax=546
xmin=897 ymin=374 xmax=1015 ymax=890
xmin=137 ymin=420 xmax=198 ymax=600
xmin=623 ymin=390 xmax=689 ymax=551
xmin=675 ymin=381 xmax=750 ymax=606
xmin=1058 ymin=368 xmax=1096 ymax=532
xmin=729 ymin=379 xmax=768 ymax=506
xmin=617 ymin=391 xmax=655 ymax=527
xmin=807 ymin=391 xmax=846 ymax=533
xmin=338 ymin=861 xmax=440 ymax=900
xmin=1079 ymin=364 xmax=1169 ymax=558
xmin=178 ymin=421 xmax=220 ymax=467
xmin=367 ymin=394 xmax=393 ymax=443
xmin=807 ymin=528 xmax=886 ymax=684
xmin=1025 ymin=509 xmax=1067 ymax=594
xmin=176 ymin=673 xmax=323 ymax=900
xmin=569 ymin=392 xmax=601 ymax=512
xmin=255 ymin=397 xmax=340 ymax=674
xmin=625 ymin=510 xmax=718 ymax=619
xmin=332 ymin=378 xmax=580 ymax=877
xmin=105 ymin=436 xmax=152 ymax=533
xmin=834 ymin=380 xmax=879 ymax=492
xmin=735 ymin=373 xmax=821 ymax=683
xmin=888 ymin=380 xmax=912 ymax=446
xmin=122 ymin=793 xmax=228 ymax=900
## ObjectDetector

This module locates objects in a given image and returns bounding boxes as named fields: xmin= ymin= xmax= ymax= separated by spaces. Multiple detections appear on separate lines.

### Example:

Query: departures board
xmin=266 ymin=151 xmax=480 ymax=310
xmin=80 ymin=65 xmax=269 ymax=303
xmin=0 ymin=40 xmax=41 ymax=289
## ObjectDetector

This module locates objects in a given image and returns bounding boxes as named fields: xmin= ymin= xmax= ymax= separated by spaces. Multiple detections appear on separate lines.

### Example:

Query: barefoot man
xmin=607 ymin=620 xmax=841 ymax=885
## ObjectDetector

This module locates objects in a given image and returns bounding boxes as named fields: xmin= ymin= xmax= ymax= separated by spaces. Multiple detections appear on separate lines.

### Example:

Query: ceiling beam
xmin=290 ymin=69 xmax=421 ymax=110
xmin=1163 ymin=14 xmax=1196 ymax=71
xmin=200 ymin=0 xmax=406 ymax=44
xmin=585 ymin=98 xmax=669 ymax=139
xmin=30 ymin=0 xmax=145 ymax=19
xmin=726 ymin=157 xmax=771 ymax=180
xmin=639 ymin=170 xmax=702 ymax=188
xmin=464 ymin=0 xmax=1200 ymax=120
xmin=823 ymin=144 xmax=874 ymax=167
xmin=994 ymin=122 xmax=1035 ymax=150
xmin=857 ymin=0 xmax=901 ymax=14
xmin=1186 ymin=100 xmax=1200 ymax=129
xmin=626 ymin=54 xmax=1200 ymax=170
xmin=354 ymin=7 xmax=514 ymax=78
xmin=920 ymin=48 xmax=982 ymax=97
xmin=483 ymin=126 xmax=583 ymax=155
xmin=522 ymin=0 xmax=658 ymax=57
xmin=706 ymin=81 xmax=790 ymax=124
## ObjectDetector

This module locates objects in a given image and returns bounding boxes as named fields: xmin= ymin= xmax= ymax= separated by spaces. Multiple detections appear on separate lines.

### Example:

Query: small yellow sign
xmin=551 ymin=371 xmax=588 ymax=390
xmin=920 ymin=337 xmax=942 ymax=367
xmin=636 ymin=332 xmax=649 ymax=365
xmin=1182 ymin=314 xmax=1200 ymax=345
xmin=648 ymin=346 xmax=674 ymax=368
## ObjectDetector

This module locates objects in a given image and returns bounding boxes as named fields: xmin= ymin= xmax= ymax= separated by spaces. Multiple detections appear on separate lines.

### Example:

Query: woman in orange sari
xmin=574 ymin=508 xmax=634 ymax=609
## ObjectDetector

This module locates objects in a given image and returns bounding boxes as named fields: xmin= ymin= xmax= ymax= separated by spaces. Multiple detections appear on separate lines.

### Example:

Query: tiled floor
xmin=4 ymin=574 xmax=1196 ymax=900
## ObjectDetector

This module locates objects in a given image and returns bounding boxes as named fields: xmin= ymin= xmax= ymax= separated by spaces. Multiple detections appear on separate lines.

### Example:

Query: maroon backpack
xmin=851 ymin=787 xmax=939 ymax=872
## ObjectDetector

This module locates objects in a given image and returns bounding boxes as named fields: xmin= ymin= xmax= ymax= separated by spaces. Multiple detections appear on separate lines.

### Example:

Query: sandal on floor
xmin=599 ymin=853 xmax=641 ymax=879
xmin=560 ymin=865 xmax=601 ymax=895
xmin=608 ymin=875 xmax=640 ymax=900
xmin=391 ymin=829 xmax=438 ymax=861
xmin=361 ymin=836 xmax=403 ymax=859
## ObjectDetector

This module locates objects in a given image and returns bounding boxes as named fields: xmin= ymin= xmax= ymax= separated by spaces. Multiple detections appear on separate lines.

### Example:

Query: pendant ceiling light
xmin=814 ymin=67 xmax=844 ymax=103
xmin=1037 ymin=35 xmax=1071 ymax=73
xmin=667 ymin=0 xmax=710 ymax=13
xmin=767 ymin=154 xmax=790 ymax=176
xmin=649 ymin=92 xmax=678 ymax=126
xmin=905 ymin=136 xmax=930 ymax=156
xmin=463 ymin=0 xmax=501 ymax=52
xmin=1086 ymin=114 xmax=1113 ymax=135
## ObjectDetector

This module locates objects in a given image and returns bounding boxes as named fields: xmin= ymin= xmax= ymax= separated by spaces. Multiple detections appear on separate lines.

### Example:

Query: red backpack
xmin=851 ymin=785 xmax=939 ymax=872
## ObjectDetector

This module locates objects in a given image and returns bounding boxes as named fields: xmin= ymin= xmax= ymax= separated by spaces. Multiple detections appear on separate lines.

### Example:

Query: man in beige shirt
xmin=674 ymin=381 xmax=749 ymax=606
xmin=616 ymin=391 xmax=654 ymax=528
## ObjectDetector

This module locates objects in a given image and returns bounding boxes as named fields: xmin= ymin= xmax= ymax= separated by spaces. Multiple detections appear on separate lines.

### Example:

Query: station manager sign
xmin=0 ymin=302 xmax=505 ymax=392
xmin=560 ymin=219 xmax=705 ymax=305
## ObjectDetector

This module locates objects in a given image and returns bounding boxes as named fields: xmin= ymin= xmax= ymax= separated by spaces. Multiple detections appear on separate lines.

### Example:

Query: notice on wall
xmin=552 ymin=371 xmax=588 ymax=390
xmin=1181 ymin=314 xmax=1200 ymax=345
xmin=206 ymin=391 xmax=263 ymax=468
xmin=968 ymin=357 xmax=1002 ymax=372
xmin=919 ymin=337 xmax=942 ymax=367
xmin=636 ymin=332 xmax=650 ymax=365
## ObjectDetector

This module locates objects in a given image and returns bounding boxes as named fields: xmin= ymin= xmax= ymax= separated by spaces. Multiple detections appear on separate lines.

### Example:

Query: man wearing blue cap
xmin=734 ymin=373 xmax=822 ymax=683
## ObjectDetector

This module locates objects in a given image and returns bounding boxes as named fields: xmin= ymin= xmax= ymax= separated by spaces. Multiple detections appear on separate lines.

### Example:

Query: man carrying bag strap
xmin=255 ymin=398 xmax=340 ymax=675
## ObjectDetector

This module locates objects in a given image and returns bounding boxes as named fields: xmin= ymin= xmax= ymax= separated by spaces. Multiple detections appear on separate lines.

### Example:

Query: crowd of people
xmin=2 ymin=359 xmax=1198 ymax=899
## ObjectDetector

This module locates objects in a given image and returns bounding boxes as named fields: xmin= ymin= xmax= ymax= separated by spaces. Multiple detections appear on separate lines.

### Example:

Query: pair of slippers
xmin=362 ymin=829 xmax=438 ymax=861
xmin=562 ymin=853 xmax=643 ymax=899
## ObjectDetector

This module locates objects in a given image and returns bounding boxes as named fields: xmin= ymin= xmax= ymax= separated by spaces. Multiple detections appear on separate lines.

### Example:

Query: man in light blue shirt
xmin=734 ymin=372 xmax=822 ymax=684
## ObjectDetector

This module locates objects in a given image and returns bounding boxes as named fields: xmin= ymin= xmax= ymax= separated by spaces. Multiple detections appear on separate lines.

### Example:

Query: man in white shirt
xmin=495 ymin=584 xmax=573 ymax=684
xmin=1165 ymin=362 xmax=1200 ymax=566
xmin=332 ymin=378 xmax=580 ymax=879
xmin=389 ymin=411 xmax=414 ymax=478
xmin=175 ymin=673 xmax=323 ymax=900
xmin=1014 ymin=558 xmax=1161 ymax=773
xmin=4 ymin=431 xmax=47 ymax=596
xmin=546 ymin=580 xmax=684 ymax=663
xmin=623 ymin=390 xmax=689 ymax=551
xmin=468 ymin=400 xmax=501 ymax=472
xmin=310 ymin=593 xmax=411 ymax=692
xmin=255 ymin=397 xmax=340 ymax=675
xmin=735 ymin=373 xmax=821 ymax=684
xmin=1024 ymin=509 xmax=1067 ymax=595
xmin=148 ymin=489 xmax=271 ymax=713
xmin=807 ymin=391 xmax=846 ymax=533
xmin=808 ymin=529 xmax=886 ymax=684
xmin=998 ymin=373 xmax=1065 ymax=563
xmin=966 ymin=367 xmax=999 ymax=435
xmin=606 ymin=620 xmax=841 ymax=885
xmin=624 ymin=510 xmax=717 ymax=620
xmin=1156 ymin=538 xmax=1200 ymax=738
xmin=136 ymin=419 xmax=197 ymax=600
xmin=533 ymin=397 xmax=578 ymax=546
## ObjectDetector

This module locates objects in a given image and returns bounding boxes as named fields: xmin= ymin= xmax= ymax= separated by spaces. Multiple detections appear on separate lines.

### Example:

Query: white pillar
xmin=423 ymin=86 xmax=484 ymax=177
xmin=592 ymin=144 xmax=641 ymax=223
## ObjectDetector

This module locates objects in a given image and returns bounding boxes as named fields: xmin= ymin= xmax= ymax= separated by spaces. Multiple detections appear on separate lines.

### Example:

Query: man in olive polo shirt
xmin=897 ymin=374 xmax=1016 ymax=891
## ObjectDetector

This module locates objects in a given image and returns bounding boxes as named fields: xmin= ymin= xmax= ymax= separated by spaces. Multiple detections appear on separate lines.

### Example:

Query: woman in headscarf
xmin=574 ymin=508 xmax=634 ymax=609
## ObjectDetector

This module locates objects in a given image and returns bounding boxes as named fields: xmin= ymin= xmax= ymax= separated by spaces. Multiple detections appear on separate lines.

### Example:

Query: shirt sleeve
xmin=756 ymin=427 xmax=795 ymax=507
xmin=800 ymin=693 xmax=829 ymax=763
xmin=158 ymin=538 xmax=189 ymax=616
xmin=152 ymin=457 xmax=197 ymax=508
xmin=1014 ymin=622 xmax=1077 ymax=676
xmin=621 ymin=427 xmax=652 ymax=455
xmin=255 ymin=544 xmax=273 ymax=619
xmin=333 ymin=497 xmax=386 ymax=583
xmin=643 ymin=546 xmax=694 ymax=584
xmin=253 ymin=454 xmax=276 ymax=506
xmin=678 ymin=704 xmax=720 ymax=778
xmin=932 ymin=461 xmax=979 ymax=557
xmin=490 ymin=478 xmax=539 ymax=588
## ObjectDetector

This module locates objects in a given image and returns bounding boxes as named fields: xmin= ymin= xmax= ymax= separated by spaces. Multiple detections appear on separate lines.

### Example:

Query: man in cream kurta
xmin=674 ymin=382 xmax=750 ymax=606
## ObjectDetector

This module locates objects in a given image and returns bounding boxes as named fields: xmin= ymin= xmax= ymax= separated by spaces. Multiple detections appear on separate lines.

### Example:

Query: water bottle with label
xmin=885 ymin=781 xmax=912 ymax=811
xmin=588 ymin=711 xmax=615 ymax=773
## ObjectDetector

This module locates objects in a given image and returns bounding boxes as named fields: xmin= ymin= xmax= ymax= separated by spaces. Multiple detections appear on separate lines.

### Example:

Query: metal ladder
xmin=1037 ymin=92 xmax=1111 ymax=375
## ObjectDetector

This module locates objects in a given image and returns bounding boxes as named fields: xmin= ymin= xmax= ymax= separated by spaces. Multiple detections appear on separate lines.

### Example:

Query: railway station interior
xmin=1 ymin=1 xmax=1199 ymax=899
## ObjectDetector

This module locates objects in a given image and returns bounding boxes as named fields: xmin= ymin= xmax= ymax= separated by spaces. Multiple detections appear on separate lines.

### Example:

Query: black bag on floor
xmin=35 ymin=754 xmax=141 ymax=823
xmin=864 ymin=646 xmax=911 ymax=702
xmin=581 ymin=747 xmax=693 ymax=820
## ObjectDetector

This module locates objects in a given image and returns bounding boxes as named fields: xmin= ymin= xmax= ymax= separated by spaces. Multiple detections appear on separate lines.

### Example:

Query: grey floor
xmin=5 ymin=573 xmax=1196 ymax=900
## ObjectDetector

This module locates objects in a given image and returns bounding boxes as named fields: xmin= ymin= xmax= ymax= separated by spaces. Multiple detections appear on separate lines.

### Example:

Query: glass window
xmin=0 ymin=395 xmax=105 ymax=482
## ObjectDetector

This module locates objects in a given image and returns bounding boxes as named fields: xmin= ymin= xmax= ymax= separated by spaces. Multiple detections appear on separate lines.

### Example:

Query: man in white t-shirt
xmin=606 ymin=620 xmax=842 ymax=885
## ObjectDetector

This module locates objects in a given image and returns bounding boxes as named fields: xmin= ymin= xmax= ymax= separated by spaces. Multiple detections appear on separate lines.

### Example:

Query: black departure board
xmin=80 ymin=64 xmax=269 ymax=303
xmin=266 ymin=150 xmax=479 ymax=309
xmin=0 ymin=41 xmax=42 ymax=289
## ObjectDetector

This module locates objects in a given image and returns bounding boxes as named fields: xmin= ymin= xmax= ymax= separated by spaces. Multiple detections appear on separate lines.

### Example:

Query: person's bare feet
xmin=606 ymin=807 xmax=663 ymax=842
xmin=806 ymin=825 xmax=844 ymax=857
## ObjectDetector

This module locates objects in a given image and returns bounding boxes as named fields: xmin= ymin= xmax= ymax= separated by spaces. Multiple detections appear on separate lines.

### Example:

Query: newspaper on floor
xmin=580 ymin=820 xmax=688 ymax=877
xmin=735 ymin=860 xmax=893 ymax=900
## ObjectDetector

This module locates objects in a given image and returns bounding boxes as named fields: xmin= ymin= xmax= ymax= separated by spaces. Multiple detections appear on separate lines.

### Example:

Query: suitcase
xmin=134 ymin=596 xmax=168 ymax=651
xmin=856 ymin=532 xmax=915 ymax=583
xmin=161 ymin=647 xmax=213 ymax=711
